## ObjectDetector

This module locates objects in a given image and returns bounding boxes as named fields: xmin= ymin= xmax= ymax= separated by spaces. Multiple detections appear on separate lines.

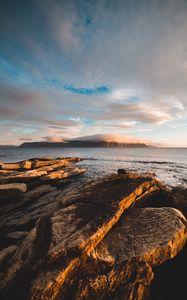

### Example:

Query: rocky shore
xmin=0 ymin=157 xmax=187 ymax=300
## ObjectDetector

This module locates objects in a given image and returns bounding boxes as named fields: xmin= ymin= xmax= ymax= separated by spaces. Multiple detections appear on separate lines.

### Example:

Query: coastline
xmin=0 ymin=157 xmax=187 ymax=299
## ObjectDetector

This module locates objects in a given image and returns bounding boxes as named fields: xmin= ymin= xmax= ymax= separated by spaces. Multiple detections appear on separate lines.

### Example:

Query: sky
xmin=0 ymin=0 xmax=187 ymax=147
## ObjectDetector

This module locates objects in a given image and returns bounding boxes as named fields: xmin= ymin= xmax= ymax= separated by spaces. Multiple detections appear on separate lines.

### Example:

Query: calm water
xmin=0 ymin=147 xmax=187 ymax=187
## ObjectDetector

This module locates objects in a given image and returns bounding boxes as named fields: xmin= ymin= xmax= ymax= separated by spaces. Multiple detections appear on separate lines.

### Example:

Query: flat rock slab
xmin=0 ymin=157 xmax=84 ymax=184
xmin=0 ymin=183 xmax=27 ymax=193
xmin=93 ymin=207 xmax=187 ymax=267
xmin=60 ymin=208 xmax=187 ymax=300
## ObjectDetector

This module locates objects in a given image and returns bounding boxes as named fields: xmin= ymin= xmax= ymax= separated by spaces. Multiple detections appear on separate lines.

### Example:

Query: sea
xmin=0 ymin=147 xmax=187 ymax=188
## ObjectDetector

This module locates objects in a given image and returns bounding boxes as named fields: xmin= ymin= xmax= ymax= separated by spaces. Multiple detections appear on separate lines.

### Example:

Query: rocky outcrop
xmin=93 ymin=207 xmax=187 ymax=267
xmin=0 ymin=157 xmax=85 ymax=183
xmin=0 ymin=158 xmax=186 ymax=300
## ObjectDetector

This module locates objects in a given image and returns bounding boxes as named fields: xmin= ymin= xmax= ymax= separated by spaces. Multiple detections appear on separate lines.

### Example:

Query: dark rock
xmin=0 ymin=217 xmax=51 ymax=300
xmin=6 ymin=231 xmax=28 ymax=240
xmin=0 ymin=245 xmax=18 ymax=270
xmin=117 ymin=169 xmax=127 ymax=175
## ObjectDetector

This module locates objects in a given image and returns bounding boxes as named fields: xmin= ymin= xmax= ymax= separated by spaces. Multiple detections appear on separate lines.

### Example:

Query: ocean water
xmin=0 ymin=147 xmax=187 ymax=187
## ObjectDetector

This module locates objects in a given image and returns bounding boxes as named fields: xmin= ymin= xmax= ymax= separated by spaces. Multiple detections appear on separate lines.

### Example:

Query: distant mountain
xmin=19 ymin=141 xmax=149 ymax=148
xmin=0 ymin=145 xmax=16 ymax=148
xmin=19 ymin=134 xmax=150 ymax=148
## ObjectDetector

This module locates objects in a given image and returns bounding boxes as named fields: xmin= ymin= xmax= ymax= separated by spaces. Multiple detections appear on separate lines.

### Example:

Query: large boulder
xmin=29 ymin=175 xmax=160 ymax=300
xmin=92 ymin=207 xmax=187 ymax=267
xmin=72 ymin=207 xmax=187 ymax=300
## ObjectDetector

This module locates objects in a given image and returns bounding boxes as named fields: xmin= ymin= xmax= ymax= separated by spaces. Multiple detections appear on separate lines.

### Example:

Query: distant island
xmin=19 ymin=141 xmax=148 ymax=148
xmin=0 ymin=134 xmax=151 ymax=148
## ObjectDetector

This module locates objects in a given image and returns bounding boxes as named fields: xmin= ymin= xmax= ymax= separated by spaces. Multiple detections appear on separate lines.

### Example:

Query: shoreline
xmin=0 ymin=157 xmax=187 ymax=300
xmin=0 ymin=148 xmax=186 ymax=188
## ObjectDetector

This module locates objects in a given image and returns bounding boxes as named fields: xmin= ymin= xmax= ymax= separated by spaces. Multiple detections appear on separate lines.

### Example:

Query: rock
xmin=0 ymin=162 xmax=22 ymax=170
xmin=117 ymin=169 xmax=127 ymax=175
xmin=0 ymin=170 xmax=48 ymax=184
xmin=33 ymin=159 xmax=70 ymax=169
xmin=0 ymin=183 xmax=27 ymax=193
xmin=0 ymin=160 xmax=32 ymax=171
xmin=6 ymin=231 xmax=28 ymax=240
xmin=66 ymin=207 xmax=187 ymax=300
xmin=0 ymin=218 xmax=51 ymax=299
xmin=1 ymin=157 xmax=186 ymax=300
xmin=0 ymin=183 xmax=27 ymax=202
xmin=43 ymin=167 xmax=86 ymax=180
xmin=167 ymin=187 xmax=187 ymax=218
xmin=30 ymin=175 xmax=160 ymax=299
xmin=74 ymin=258 xmax=154 ymax=300
xmin=92 ymin=207 xmax=187 ymax=267
xmin=0 ymin=245 xmax=18 ymax=269
xmin=22 ymin=160 xmax=32 ymax=169
xmin=0 ymin=157 xmax=84 ymax=185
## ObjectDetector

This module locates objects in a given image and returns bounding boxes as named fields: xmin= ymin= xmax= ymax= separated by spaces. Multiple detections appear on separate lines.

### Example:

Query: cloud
xmin=0 ymin=0 xmax=187 ymax=146
xmin=43 ymin=135 xmax=65 ymax=142
xmin=72 ymin=133 xmax=150 ymax=144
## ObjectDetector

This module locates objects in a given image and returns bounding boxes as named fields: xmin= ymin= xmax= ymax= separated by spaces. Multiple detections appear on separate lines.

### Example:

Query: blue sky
xmin=0 ymin=0 xmax=187 ymax=146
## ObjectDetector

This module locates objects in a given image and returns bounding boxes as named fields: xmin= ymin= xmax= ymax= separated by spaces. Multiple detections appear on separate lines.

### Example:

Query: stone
xmin=43 ymin=167 xmax=86 ymax=180
xmin=0 ymin=162 xmax=21 ymax=170
xmin=0 ymin=157 xmax=84 ymax=185
xmin=0 ymin=245 xmax=18 ymax=269
xmin=34 ymin=159 xmax=70 ymax=169
xmin=117 ymin=168 xmax=127 ymax=175
xmin=6 ymin=231 xmax=28 ymax=240
xmin=1 ymin=157 xmax=186 ymax=300
xmin=74 ymin=258 xmax=154 ymax=300
xmin=22 ymin=160 xmax=32 ymax=169
xmin=0 ymin=183 xmax=27 ymax=193
xmin=92 ymin=207 xmax=187 ymax=267
xmin=0 ymin=218 xmax=51 ymax=299
xmin=30 ymin=175 xmax=160 ymax=299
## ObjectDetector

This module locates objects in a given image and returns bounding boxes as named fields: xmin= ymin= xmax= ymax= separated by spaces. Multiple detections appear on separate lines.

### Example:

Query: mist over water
xmin=0 ymin=147 xmax=187 ymax=187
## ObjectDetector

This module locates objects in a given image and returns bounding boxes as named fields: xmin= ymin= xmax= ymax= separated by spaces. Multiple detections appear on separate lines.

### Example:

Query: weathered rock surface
xmin=0 ymin=158 xmax=86 ymax=248
xmin=92 ymin=207 xmax=187 ymax=266
xmin=0 ymin=157 xmax=186 ymax=300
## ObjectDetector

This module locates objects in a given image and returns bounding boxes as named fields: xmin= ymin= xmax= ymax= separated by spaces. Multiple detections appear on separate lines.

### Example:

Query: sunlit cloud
xmin=0 ymin=0 xmax=187 ymax=146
